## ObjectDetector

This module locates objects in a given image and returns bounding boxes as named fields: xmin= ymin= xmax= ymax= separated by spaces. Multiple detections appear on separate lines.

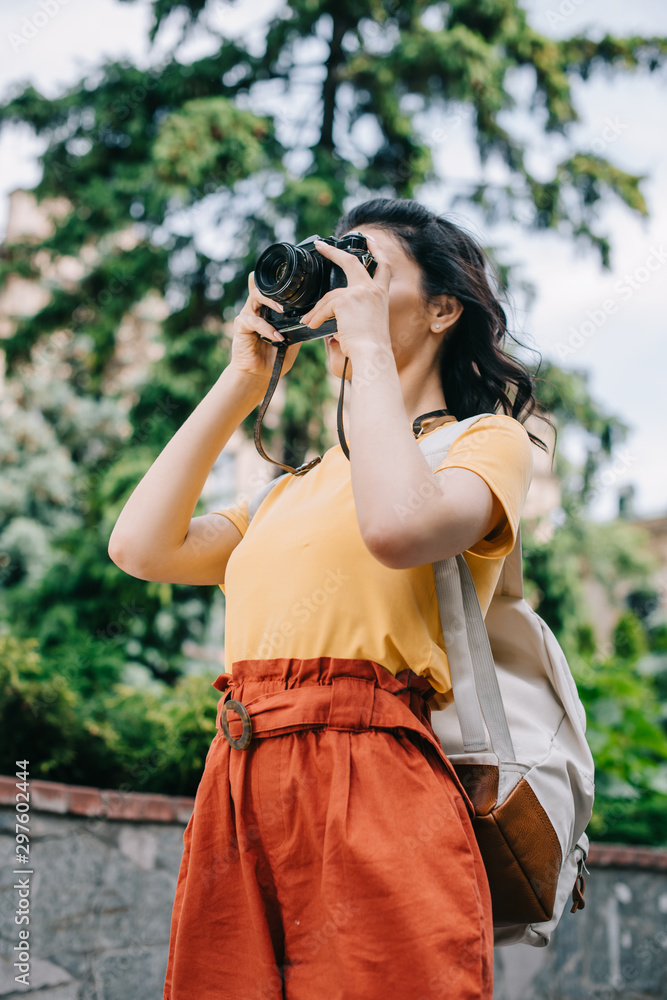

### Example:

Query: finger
xmin=303 ymin=307 xmax=334 ymax=330
xmin=313 ymin=239 xmax=370 ymax=285
xmin=360 ymin=242 xmax=392 ymax=289
xmin=250 ymin=289 xmax=284 ymax=314
xmin=302 ymin=297 xmax=342 ymax=329
xmin=245 ymin=281 xmax=285 ymax=315
xmin=247 ymin=274 xmax=285 ymax=313
xmin=371 ymin=256 xmax=392 ymax=294
xmin=237 ymin=313 xmax=284 ymax=341
xmin=301 ymin=289 xmax=338 ymax=325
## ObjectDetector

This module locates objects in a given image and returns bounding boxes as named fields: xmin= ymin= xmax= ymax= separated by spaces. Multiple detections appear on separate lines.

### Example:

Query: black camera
xmin=254 ymin=231 xmax=378 ymax=343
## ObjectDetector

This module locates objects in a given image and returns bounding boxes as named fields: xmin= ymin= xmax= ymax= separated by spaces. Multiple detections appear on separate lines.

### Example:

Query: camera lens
xmin=255 ymin=242 xmax=323 ymax=308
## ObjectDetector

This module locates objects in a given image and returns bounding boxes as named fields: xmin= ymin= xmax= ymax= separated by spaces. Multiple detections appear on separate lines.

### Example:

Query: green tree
xmin=521 ymin=365 xmax=667 ymax=845
xmin=521 ymin=356 xmax=659 ymax=654
xmin=1 ymin=0 xmax=666 ymax=822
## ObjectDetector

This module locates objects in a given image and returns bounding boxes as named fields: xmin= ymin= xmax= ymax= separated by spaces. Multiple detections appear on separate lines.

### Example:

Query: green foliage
xmin=0 ymin=633 xmax=88 ymax=778
xmin=0 ymin=0 xmax=666 ymax=836
xmin=522 ymin=511 xmax=667 ymax=845
xmin=574 ymin=614 xmax=667 ymax=846
xmin=0 ymin=360 xmax=126 ymax=587
xmin=0 ymin=630 xmax=218 ymax=795
xmin=2 ymin=521 xmax=207 ymax=691
xmin=520 ymin=358 xmax=666 ymax=846
xmin=152 ymin=97 xmax=272 ymax=194
xmin=523 ymin=514 xmax=658 ymax=661
xmin=530 ymin=357 xmax=633 ymax=508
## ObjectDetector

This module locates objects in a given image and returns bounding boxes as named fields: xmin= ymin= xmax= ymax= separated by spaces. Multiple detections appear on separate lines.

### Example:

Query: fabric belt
xmin=212 ymin=671 xmax=474 ymax=815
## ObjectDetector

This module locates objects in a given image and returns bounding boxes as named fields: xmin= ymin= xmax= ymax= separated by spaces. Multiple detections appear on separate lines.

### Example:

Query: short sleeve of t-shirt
xmin=433 ymin=414 xmax=534 ymax=559
xmin=207 ymin=498 xmax=249 ymax=594
xmin=209 ymin=499 xmax=249 ymax=538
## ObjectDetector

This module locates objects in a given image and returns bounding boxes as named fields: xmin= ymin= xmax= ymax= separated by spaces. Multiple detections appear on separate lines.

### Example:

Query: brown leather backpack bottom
xmin=455 ymin=763 xmax=562 ymax=923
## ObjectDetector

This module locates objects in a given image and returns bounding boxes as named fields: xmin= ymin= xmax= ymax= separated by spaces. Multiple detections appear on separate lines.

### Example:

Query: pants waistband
xmin=211 ymin=657 xmax=473 ymax=815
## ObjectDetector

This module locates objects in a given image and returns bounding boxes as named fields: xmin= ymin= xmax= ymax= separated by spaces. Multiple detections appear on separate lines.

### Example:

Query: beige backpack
xmin=247 ymin=412 xmax=595 ymax=947
xmin=419 ymin=414 xmax=595 ymax=947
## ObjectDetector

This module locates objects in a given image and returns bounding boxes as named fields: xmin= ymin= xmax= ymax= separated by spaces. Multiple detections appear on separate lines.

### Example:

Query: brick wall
xmin=1 ymin=776 xmax=666 ymax=999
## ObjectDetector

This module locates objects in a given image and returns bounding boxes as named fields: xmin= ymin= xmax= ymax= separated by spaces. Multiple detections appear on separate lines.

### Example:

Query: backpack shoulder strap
xmin=498 ymin=526 xmax=524 ymax=599
xmin=422 ymin=413 xmax=519 ymax=761
xmin=421 ymin=413 xmax=525 ymax=601
xmin=247 ymin=473 xmax=289 ymax=526
xmin=417 ymin=412 xmax=496 ymax=470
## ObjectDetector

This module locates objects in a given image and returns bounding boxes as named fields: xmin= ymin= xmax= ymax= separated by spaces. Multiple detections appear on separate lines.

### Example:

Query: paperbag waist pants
xmin=163 ymin=656 xmax=493 ymax=1000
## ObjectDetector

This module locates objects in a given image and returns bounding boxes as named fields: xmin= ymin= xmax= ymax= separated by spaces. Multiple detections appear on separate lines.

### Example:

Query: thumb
xmin=371 ymin=253 xmax=392 ymax=293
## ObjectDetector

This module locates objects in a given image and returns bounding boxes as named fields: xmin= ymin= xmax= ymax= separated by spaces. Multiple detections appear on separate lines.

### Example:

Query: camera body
xmin=254 ymin=231 xmax=378 ymax=344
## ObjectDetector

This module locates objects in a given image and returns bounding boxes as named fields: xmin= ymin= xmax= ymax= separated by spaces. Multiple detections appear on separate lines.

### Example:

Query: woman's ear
xmin=430 ymin=295 xmax=463 ymax=334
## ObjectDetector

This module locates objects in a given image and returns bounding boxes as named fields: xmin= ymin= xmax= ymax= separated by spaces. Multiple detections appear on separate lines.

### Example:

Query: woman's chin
xmin=325 ymin=342 xmax=352 ymax=380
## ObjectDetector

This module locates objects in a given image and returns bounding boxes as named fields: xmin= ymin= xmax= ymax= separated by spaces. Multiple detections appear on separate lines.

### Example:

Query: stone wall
xmin=0 ymin=778 xmax=192 ymax=1000
xmin=1 ymin=776 xmax=665 ymax=999
xmin=494 ymin=844 xmax=667 ymax=1000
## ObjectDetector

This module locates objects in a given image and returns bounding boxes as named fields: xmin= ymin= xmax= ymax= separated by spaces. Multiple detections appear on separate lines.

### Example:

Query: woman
xmin=109 ymin=197 xmax=548 ymax=1000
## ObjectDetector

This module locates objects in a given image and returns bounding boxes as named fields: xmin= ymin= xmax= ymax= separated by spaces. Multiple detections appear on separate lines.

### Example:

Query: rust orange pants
xmin=163 ymin=657 xmax=493 ymax=1000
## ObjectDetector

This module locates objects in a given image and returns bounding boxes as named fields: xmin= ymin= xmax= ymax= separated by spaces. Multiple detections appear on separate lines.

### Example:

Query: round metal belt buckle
xmin=220 ymin=699 xmax=253 ymax=750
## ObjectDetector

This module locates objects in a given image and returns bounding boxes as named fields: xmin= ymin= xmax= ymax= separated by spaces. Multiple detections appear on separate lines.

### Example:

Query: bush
xmin=575 ymin=612 xmax=667 ymax=846
xmin=0 ymin=631 xmax=218 ymax=795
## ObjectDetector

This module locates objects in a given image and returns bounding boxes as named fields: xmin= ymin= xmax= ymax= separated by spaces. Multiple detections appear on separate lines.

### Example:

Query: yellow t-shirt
xmin=211 ymin=414 xmax=534 ymax=706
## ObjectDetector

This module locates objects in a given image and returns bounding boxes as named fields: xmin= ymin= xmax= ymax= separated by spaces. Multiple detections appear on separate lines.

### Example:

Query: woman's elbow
xmin=361 ymin=527 xmax=408 ymax=570
xmin=108 ymin=531 xmax=149 ymax=578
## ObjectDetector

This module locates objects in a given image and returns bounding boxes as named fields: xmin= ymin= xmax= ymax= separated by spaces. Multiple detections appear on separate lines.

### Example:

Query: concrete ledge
xmin=0 ymin=774 xmax=195 ymax=824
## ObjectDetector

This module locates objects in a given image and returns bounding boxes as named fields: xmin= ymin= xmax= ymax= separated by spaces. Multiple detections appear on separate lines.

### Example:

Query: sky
xmin=0 ymin=0 xmax=666 ymax=521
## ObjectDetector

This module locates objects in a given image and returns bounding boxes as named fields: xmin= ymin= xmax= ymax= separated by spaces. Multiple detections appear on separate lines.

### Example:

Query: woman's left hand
xmin=301 ymin=239 xmax=393 ymax=360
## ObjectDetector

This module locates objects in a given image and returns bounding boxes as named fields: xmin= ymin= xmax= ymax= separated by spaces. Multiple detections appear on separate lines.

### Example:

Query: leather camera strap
xmin=336 ymin=356 xmax=351 ymax=459
xmin=253 ymin=342 xmax=323 ymax=476
xmin=336 ymin=363 xmax=452 ymax=459
xmin=254 ymin=346 xmax=452 ymax=473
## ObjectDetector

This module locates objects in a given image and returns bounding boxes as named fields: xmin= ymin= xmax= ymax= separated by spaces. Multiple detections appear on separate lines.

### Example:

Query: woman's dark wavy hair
xmin=333 ymin=197 xmax=553 ymax=454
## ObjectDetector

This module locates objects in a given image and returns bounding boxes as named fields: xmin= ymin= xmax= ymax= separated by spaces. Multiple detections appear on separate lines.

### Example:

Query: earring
xmin=434 ymin=324 xmax=441 ymax=330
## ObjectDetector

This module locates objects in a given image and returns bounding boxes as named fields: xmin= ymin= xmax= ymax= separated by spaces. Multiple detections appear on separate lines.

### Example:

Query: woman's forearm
xmin=109 ymin=365 xmax=265 ymax=561
xmin=347 ymin=345 xmax=438 ymax=546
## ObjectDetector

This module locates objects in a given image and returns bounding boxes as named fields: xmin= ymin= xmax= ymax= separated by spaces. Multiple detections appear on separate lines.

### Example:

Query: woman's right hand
xmin=228 ymin=272 xmax=303 ymax=390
